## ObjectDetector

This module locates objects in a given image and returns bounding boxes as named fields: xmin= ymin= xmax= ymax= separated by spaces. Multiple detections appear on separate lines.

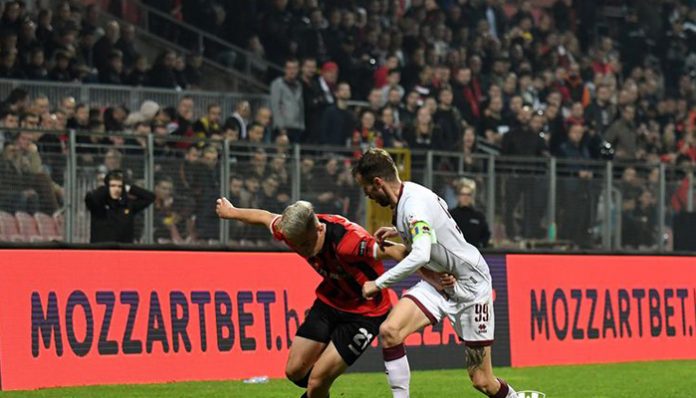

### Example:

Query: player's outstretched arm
xmin=216 ymin=197 xmax=278 ymax=228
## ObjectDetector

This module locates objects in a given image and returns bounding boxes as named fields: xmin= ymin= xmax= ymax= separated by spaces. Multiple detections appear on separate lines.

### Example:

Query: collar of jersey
xmin=391 ymin=183 xmax=405 ymax=226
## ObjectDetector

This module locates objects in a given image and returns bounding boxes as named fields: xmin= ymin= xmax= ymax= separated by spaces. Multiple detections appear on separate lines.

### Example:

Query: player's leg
xmin=382 ymin=281 xmax=445 ymax=398
xmin=455 ymin=293 xmax=517 ymax=398
xmin=302 ymin=341 xmax=348 ymax=398
xmin=286 ymin=300 xmax=333 ymax=388
xmin=466 ymin=346 xmax=516 ymax=398
xmin=286 ymin=336 xmax=327 ymax=387
xmin=305 ymin=310 xmax=384 ymax=398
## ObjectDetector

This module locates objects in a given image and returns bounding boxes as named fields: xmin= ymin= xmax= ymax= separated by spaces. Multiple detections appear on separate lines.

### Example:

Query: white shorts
xmin=402 ymin=280 xmax=494 ymax=347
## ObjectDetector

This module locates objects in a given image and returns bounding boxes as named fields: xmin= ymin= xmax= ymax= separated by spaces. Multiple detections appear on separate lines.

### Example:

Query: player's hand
xmin=362 ymin=281 xmax=380 ymax=299
xmin=374 ymin=227 xmax=399 ymax=247
xmin=440 ymin=273 xmax=456 ymax=288
xmin=216 ymin=197 xmax=236 ymax=219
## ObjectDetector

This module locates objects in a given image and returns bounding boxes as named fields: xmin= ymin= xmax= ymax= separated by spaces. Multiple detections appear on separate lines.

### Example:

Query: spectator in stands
xmin=378 ymin=106 xmax=405 ymax=148
xmin=24 ymin=47 xmax=47 ymax=80
xmin=152 ymin=175 xmax=194 ymax=244
xmin=75 ymin=26 xmax=96 ymax=71
xmin=247 ymin=147 xmax=268 ymax=181
xmin=311 ymin=156 xmax=345 ymax=214
xmin=623 ymin=188 xmax=658 ymax=249
xmin=501 ymin=108 xmax=549 ymax=239
xmin=183 ymin=52 xmax=203 ymax=89
xmin=317 ymin=61 xmax=338 ymax=106
xmin=557 ymin=124 xmax=593 ymax=247
xmin=253 ymin=106 xmax=273 ymax=143
xmin=173 ymin=53 xmax=188 ymax=89
xmin=148 ymin=49 xmax=179 ymax=88
xmin=319 ymin=81 xmax=354 ymax=146
xmin=246 ymin=122 xmax=265 ymax=146
xmin=94 ymin=20 xmax=120 ymax=73
xmin=584 ymin=84 xmax=617 ymax=136
xmin=126 ymin=54 xmax=149 ymax=86
xmin=351 ymin=109 xmax=381 ymax=157
xmin=380 ymin=68 xmax=404 ymax=104
xmin=270 ymin=58 xmax=304 ymax=143
xmin=0 ymin=48 xmax=23 ymax=79
xmin=171 ymin=96 xmax=194 ymax=148
xmin=85 ymin=169 xmax=155 ymax=243
xmin=300 ymin=58 xmax=324 ymax=143
xmin=99 ymin=50 xmax=125 ymax=85
xmin=461 ymin=126 xmax=483 ymax=172
xmin=227 ymin=101 xmax=250 ymax=140
xmin=450 ymin=180 xmax=490 ymax=248
xmin=605 ymin=105 xmax=638 ymax=160
xmin=35 ymin=8 xmax=53 ymax=46
xmin=115 ymin=23 xmax=138 ymax=71
xmin=103 ymin=104 xmax=128 ymax=132
xmin=191 ymin=145 xmax=221 ymax=241
xmin=404 ymin=106 xmax=439 ymax=151
xmin=0 ymin=141 xmax=39 ymax=214
xmin=257 ymin=174 xmax=285 ymax=214
xmin=0 ymin=110 xmax=18 ymax=150
xmin=433 ymin=86 xmax=463 ymax=150
xmin=193 ymin=103 xmax=222 ymax=142
xmin=480 ymin=94 xmax=507 ymax=145
xmin=47 ymin=50 xmax=72 ymax=82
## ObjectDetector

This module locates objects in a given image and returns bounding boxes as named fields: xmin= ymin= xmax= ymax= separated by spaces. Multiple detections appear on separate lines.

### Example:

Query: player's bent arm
xmin=376 ymin=240 xmax=408 ymax=261
xmin=216 ymin=197 xmax=278 ymax=229
xmin=374 ymin=235 xmax=431 ymax=289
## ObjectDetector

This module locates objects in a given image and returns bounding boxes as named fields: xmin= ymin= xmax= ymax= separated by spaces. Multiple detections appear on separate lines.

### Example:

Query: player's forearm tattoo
xmin=464 ymin=346 xmax=486 ymax=370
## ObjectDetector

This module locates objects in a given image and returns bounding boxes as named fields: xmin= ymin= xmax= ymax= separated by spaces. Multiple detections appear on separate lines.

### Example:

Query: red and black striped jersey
xmin=270 ymin=214 xmax=391 ymax=316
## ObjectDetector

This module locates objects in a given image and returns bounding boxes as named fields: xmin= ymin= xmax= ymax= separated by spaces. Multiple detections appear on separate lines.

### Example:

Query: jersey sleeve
xmin=402 ymin=197 xmax=436 ymax=243
xmin=375 ymin=197 xmax=435 ymax=289
xmin=336 ymin=228 xmax=379 ymax=262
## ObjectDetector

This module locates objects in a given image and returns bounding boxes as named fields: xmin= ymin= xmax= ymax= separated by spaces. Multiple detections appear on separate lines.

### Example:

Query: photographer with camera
xmin=84 ymin=169 xmax=155 ymax=243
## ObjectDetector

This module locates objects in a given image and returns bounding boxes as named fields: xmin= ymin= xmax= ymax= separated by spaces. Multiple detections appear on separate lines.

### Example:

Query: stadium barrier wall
xmin=0 ymin=249 xmax=693 ymax=390
xmin=507 ymin=254 xmax=696 ymax=367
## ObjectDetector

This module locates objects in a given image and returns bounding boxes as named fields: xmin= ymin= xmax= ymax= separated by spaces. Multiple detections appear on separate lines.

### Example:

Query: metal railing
xmin=94 ymin=5 xmax=269 ymax=92
xmin=1 ymin=129 xmax=693 ymax=252
xmin=118 ymin=0 xmax=283 ymax=82
xmin=0 ymin=79 xmax=369 ymax=121
xmin=0 ymin=78 xmax=270 ymax=117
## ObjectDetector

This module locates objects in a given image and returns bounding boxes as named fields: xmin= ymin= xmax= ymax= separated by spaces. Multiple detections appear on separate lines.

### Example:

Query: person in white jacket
xmin=353 ymin=148 xmax=518 ymax=398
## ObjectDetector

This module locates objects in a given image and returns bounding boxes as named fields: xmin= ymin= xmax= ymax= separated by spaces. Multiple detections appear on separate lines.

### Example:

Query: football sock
xmin=300 ymin=393 xmax=329 ymax=398
xmin=292 ymin=368 xmax=312 ymax=388
xmin=490 ymin=377 xmax=516 ymax=398
xmin=383 ymin=344 xmax=410 ymax=398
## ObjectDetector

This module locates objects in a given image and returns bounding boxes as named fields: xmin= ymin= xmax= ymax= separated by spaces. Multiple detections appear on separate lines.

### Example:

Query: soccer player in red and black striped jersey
xmin=216 ymin=198 xmax=426 ymax=398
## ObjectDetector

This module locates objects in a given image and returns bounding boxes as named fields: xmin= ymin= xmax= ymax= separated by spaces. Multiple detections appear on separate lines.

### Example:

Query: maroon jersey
xmin=270 ymin=214 xmax=392 ymax=316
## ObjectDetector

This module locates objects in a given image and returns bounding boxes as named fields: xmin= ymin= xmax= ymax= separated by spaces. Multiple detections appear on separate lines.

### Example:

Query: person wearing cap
xmin=318 ymin=61 xmax=338 ymax=105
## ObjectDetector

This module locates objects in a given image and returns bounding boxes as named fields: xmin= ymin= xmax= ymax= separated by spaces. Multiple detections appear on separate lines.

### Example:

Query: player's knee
xmin=306 ymin=372 xmax=331 ymax=395
xmin=284 ymin=362 xmax=307 ymax=383
xmin=379 ymin=321 xmax=402 ymax=346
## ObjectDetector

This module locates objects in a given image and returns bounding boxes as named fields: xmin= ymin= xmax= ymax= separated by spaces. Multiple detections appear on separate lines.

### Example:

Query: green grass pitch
xmin=1 ymin=360 xmax=694 ymax=397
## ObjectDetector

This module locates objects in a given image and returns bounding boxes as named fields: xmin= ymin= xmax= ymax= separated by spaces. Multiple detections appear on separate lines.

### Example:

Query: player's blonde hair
xmin=277 ymin=200 xmax=319 ymax=243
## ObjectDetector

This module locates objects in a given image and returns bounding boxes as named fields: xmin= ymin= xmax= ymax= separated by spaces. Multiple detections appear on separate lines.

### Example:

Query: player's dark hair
xmin=104 ymin=169 xmax=124 ymax=186
xmin=352 ymin=148 xmax=398 ymax=182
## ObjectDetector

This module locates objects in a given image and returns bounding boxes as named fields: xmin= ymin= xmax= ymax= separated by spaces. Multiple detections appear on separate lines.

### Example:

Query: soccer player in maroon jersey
xmin=216 ymin=198 xmax=443 ymax=398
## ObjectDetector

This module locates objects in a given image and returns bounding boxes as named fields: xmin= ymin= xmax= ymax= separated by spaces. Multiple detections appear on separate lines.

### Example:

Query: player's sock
xmin=299 ymin=392 xmax=329 ymax=398
xmin=490 ymin=377 xmax=515 ymax=398
xmin=292 ymin=368 xmax=312 ymax=388
xmin=383 ymin=344 xmax=410 ymax=398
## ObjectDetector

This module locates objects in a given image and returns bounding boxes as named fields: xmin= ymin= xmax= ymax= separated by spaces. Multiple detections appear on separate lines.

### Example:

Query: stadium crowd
xmin=0 ymin=0 xmax=204 ymax=89
xmin=1 ymin=0 xmax=696 ymax=248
